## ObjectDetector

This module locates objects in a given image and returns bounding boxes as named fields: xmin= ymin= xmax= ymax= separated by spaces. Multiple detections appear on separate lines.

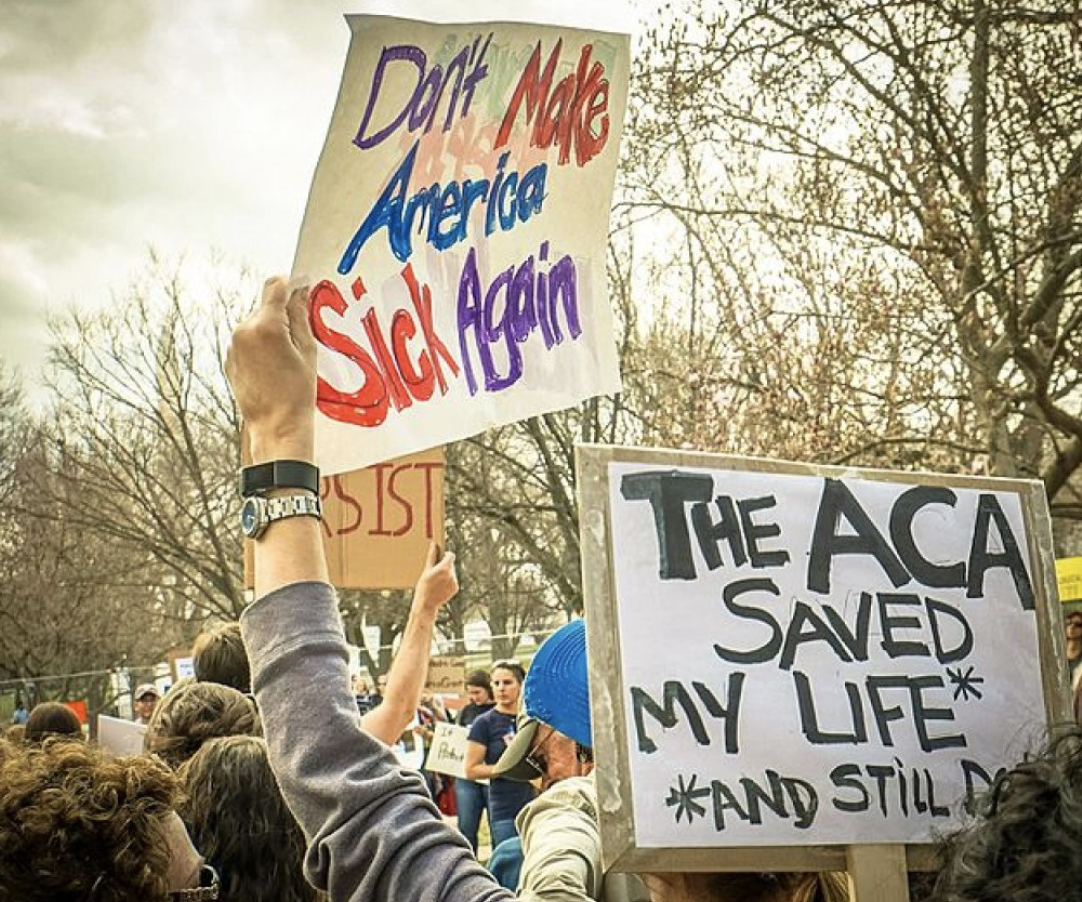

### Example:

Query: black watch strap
xmin=240 ymin=460 xmax=320 ymax=497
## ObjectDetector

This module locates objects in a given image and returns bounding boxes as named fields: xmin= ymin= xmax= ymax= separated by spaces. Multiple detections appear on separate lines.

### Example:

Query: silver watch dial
xmin=240 ymin=496 xmax=265 ymax=539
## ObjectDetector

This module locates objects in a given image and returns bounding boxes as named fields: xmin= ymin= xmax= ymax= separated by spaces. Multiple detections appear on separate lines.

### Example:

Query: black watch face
xmin=241 ymin=497 xmax=262 ymax=537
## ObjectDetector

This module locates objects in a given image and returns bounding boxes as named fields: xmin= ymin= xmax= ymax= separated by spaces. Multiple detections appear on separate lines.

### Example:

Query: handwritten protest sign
xmin=245 ymin=447 xmax=444 ymax=590
xmin=425 ymin=721 xmax=470 ymax=778
xmin=577 ymin=445 xmax=1066 ymax=871
xmin=98 ymin=715 xmax=147 ymax=757
xmin=426 ymin=655 xmax=466 ymax=693
xmin=295 ymin=13 xmax=629 ymax=474
xmin=1057 ymin=556 xmax=1082 ymax=602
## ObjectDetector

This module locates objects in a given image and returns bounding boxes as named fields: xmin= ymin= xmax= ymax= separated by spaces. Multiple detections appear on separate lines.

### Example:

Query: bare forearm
xmin=361 ymin=607 xmax=438 ymax=745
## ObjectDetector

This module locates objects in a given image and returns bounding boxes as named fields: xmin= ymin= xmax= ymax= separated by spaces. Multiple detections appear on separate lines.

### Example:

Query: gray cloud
xmin=0 ymin=0 xmax=352 ymax=391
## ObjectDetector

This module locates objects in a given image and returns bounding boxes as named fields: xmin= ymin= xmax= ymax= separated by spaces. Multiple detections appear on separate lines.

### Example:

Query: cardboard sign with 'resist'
xmin=577 ymin=445 xmax=1066 ymax=871
xmin=245 ymin=446 xmax=444 ymax=590
xmin=295 ymin=11 xmax=630 ymax=474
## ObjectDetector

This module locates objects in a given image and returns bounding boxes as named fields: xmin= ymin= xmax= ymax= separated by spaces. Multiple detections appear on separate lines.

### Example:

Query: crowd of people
xmin=2 ymin=276 xmax=1081 ymax=902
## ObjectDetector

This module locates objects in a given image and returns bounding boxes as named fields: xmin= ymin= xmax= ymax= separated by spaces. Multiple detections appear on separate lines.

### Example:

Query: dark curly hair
xmin=193 ymin=621 xmax=252 ymax=693
xmin=930 ymin=728 xmax=1082 ymax=902
xmin=178 ymin=735 xmax=322 ymax=902
xmin=145 ymin=678 xmax=261 ymax=769
xmin=0 ymin=739 xmax=178 ymax=902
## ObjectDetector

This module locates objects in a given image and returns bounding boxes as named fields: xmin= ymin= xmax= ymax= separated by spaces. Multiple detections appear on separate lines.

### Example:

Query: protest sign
xmin=426 ymin=655 xmax=466 ymax=693
xmin=577 ymin=445 xmax=1066 ymax=874
xmin=1057 ymin=556 xmax=1082 ymax=603
xmin=295 ymin=13 xmax=629 ymax=474
xmin=425 ymin=721 xmax=471 ymax=778
xmin=168 ymin=651 xmax=195 ymax=684
xmin=98 ymin=715 xmax=147 ymax=757
xmin=245 ymin=447 xmax=444 ymax=589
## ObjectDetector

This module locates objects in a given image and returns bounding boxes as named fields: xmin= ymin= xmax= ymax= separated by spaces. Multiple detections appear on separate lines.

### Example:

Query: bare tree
xmin=26 ymin=255 xmax=254 ymax=628
xmin=624 ymin=0 xmax=1082 ymax=529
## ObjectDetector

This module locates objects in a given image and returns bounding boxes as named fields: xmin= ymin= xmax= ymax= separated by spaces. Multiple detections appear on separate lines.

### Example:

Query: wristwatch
xmin=240 ymin=492 xmax=322 ymax=539
xmin=240 ymin=460 xmax=320 ymax=498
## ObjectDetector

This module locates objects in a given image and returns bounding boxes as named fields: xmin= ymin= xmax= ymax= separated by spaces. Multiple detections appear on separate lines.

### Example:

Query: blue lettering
xmin=339 ymin=141 xmax=548 ymax=275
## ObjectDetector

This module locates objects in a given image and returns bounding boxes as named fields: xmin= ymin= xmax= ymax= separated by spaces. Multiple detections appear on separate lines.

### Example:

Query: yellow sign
xmin=1057 ymin=557 xmax=1082 ymax=603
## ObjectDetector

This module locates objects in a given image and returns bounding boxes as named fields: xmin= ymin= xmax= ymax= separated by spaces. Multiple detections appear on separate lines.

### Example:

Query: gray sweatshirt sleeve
xmin=241 ymin=580 xmax=516 ymax=902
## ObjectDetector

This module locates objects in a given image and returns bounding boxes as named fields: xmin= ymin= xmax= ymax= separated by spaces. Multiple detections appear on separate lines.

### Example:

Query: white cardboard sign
xmin=97 ymin=715 xmax=147 ymax=758
xmin=425 ymin=721 xmax=471 ymax=778
xmin=296 ymin=14 xmax=629 ymax=474
xmin=578 ymin=446 xmax=1061 ymax=865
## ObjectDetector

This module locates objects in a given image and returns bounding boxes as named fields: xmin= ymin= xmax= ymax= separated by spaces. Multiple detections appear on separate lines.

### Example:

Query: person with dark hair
xmin=24 ymin=701 xmax=83 ymax=743
xmin=0 ymin=737 xmax=219 ymax=902
xmin=179 ymin=735 xmax=320 ymax=902
xmin=456 ymin=669 xmax=496 ymax=852
xmin=465 ymin=660 xmax=536 ymax=851
xmin=227 ymin=277 xmax=850 ymax=902
xmin=193 ymin=622 xmax=252 ymax=693
xmin=928 ymin=727 xmax=1082 ymax=902
xmin=145 ymin=679 xmax=262 ymax=769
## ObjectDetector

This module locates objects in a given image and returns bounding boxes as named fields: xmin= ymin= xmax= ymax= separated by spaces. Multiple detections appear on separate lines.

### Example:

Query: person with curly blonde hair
xmin=0 ymin=738 xmax=216 ymax=902
xmin=145 ymin=678 xmax=261 ymax=770
xmin=179 ymin=735 xmax=322 ymax=902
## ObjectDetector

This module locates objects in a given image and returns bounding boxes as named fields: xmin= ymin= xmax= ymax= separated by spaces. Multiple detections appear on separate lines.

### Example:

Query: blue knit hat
xmin=492 ymin=619 xmax=590 ymax=782
xmin=523 ymin=619 xmax=590 ymax=747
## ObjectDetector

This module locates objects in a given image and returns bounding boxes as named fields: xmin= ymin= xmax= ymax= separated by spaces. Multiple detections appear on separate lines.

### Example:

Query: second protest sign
xmin=577 ymin=444 xmax=1066 ymax=871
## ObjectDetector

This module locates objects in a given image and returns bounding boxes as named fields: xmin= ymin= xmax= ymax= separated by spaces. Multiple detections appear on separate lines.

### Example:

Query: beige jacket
xmin=516 ymin=774 xmax=651 ymax=902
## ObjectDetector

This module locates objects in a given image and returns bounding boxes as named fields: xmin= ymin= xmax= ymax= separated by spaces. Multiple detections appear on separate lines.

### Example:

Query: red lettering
xmin=362 ymin=307 xmax=411 ymax=413
xmin=413 ymin=461 xmax=443 ymax=540
xmin=370 ymin=463 xmax=394 ymax=536
xmin=390 ymin=310 xmax=435 ymax=400
xmin=402 ymin=263 xmax=459 ymax=391
xmin=495 ymin=40 xmax=609 ymax=167
xmin=310 ymin=268 xmax=461 ymax=429
xmin=319 ymin=478 xmax=334 ymax=538
xmin=496 ymin=40 xmax=560 ymax=151
xmin=308 ymin=280 xmax=389 ymax=427
xmin=332 ymin=474 xmax=363 ymax=536
xmin=387 ymin=465 xmax=415 ymax=537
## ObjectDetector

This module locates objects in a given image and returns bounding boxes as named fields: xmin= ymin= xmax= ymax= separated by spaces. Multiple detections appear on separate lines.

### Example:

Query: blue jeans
xmin=488 ymin=817 xmax=518 ymax=851
xmin=487 ymin=837 xmax=523 ymax=890
xmin=455 ymin=779 xmax=488 ymax=852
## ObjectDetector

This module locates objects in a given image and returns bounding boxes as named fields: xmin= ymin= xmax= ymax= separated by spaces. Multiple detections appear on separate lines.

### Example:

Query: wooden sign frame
xmin=576 ymin=444 xmax=1068 ymax=897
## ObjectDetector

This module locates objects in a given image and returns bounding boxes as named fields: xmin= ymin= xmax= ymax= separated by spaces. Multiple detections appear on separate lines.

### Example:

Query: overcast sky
xmin=0 ymin=0 xmax=352 ymax=392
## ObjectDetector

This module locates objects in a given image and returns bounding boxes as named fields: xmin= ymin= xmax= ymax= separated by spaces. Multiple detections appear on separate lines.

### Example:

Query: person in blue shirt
xmin=465 ymin=660 xmax=536 ymax=850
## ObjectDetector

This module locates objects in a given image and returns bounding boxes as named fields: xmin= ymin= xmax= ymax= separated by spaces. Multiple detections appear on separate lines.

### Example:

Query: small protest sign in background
xmin=296 ymin=13 xmax=629 ymax=473
xmin=577 ymin=445 xmax=1066 ymax=875
xmin=1057 ymin=556 xmax=1082 ymax=603
xmin=426 ymin=655 xmax=466 ymax=694
xmin=98 ymin=715 xmax=147 ymax=757
xmin=425 ymin=721 xmax=470 ymax=779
